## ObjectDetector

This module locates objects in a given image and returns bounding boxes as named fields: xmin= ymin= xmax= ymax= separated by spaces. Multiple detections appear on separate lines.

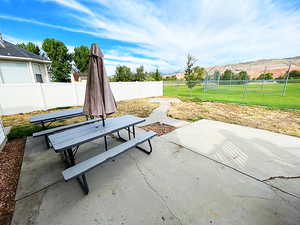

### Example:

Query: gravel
xmin=0 ymin=139 xmax=25 ymax=225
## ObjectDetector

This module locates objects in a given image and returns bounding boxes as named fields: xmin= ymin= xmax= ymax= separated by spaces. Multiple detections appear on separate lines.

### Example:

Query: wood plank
xmin=63 ymin=131 xmax=156 ymax=180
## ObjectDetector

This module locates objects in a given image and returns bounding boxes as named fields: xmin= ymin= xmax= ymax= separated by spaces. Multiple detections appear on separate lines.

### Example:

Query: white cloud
xmin=5 ymin=35 xmax=42 ymax=46
xmin=44 ymin=0 xmax=300 ymax=73
xmin=4 ymin=34 xmax=75 ymax=53
xmin=41 ymin=0 xmax=94 ymax=16
xmin=2 ymin=0 xmax=300 ymax=74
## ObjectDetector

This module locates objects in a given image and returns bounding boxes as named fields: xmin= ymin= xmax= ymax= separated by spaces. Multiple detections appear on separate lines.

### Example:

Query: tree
xmin=184 ymin=54 xmax=198 ymax=88
xmin=42 ymin=38 xmax=72 ymax=82
xmin=152 ymin=68 xmax=162 ymax=81
xmin=73 ymin=45 xmax=89 ymax=73
xmin=163 ymin=75 xmax=177 ymax=81
xmin=193 ymin=66 xmax=206 ymax=80
xmin=113 ymin=65 xmax=133 ymax=81
xmin=289 ymin=70 xmax=300 ymax=79
xmin=17 ymin=42 xmax=41 ymax=55
xmin=135 ymin=65 xmax=146 ymax=81
xmin=237 ymin=71 xmax=249 ymax=80
xmin=257 ymin=73 xmax=273 ymax=80
xmin=221 ymin=69 xmax=234 ymax=80
xmin=213 ymin=71 xmax=221 ymax=80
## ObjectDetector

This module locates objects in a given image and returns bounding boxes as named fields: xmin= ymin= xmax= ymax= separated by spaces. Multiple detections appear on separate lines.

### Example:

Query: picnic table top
xmin=30 ymin=108 xmax=84 ymax=124
xmin=48 ymin=115 xmax=145 ymax=152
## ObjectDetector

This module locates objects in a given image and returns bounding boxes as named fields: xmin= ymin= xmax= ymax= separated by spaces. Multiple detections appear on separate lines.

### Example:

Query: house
xmin=0 ymin=34 xmax=51 ymax=84
xmin=72 ymin=72 xmax=88 ymax=82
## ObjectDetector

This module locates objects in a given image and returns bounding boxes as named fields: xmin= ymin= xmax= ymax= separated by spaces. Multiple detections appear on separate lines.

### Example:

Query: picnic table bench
xmin=48 ymin=115 xmax=156 ymax=194
xmin=33 ymin=118 xmax=102 ymax=148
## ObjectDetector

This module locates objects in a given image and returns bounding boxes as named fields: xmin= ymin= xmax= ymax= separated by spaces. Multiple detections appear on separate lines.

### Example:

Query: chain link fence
xmin=163 ymin=79 xmax=300 ymax=108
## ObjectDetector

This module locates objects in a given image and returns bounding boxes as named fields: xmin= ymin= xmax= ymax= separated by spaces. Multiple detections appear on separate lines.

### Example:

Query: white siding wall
xmin=0 ymin=61 xmax=32 ymax=83
xmin=0 ymin=81 xmax=163 ymax=115
xmin=32 ymin=63 xmax=47 ymax=82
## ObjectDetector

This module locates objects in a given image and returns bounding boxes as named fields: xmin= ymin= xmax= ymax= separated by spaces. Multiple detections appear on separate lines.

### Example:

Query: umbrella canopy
xmin=83 ymin=43 xmax=117 ymax=125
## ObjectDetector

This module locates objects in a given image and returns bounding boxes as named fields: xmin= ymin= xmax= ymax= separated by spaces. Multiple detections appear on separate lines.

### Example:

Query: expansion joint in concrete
xmin=168 ymin=140 xmax=300 ymax=200
xmin=128 ymin=154 xmax=184 ymax=225
xmin=262 ymin=176 xmax=300 ymax=182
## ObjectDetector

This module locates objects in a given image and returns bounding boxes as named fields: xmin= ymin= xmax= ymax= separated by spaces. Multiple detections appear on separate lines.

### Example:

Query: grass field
xmin=164 ymin=83 xmax=300 ymax=109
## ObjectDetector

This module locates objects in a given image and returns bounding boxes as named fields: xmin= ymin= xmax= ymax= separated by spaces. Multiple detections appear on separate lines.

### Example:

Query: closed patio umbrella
xmin=83 ymin=43 xmax=117 ymax=126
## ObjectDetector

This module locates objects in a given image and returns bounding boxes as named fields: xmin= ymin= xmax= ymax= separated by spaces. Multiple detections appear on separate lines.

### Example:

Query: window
xmin=35 ymin=74 xmax=43 ymax=83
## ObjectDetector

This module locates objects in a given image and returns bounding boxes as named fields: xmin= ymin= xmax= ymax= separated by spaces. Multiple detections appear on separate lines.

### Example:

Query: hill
xmin=166 ymin=56 xmax=300 ymax=79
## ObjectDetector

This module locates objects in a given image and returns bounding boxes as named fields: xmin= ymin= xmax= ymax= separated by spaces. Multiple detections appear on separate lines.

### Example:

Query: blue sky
xmin=1 ymin=0 xmax=300 ymax=75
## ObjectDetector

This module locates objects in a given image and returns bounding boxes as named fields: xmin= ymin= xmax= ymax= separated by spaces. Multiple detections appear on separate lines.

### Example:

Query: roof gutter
xmin=0 ymin=55 xmax=51 ymax=64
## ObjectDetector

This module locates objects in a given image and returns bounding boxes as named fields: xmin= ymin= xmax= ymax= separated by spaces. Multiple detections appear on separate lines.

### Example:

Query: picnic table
xmin=30 ymin=108 xmax=84 ymax=128
xmin=47 ymin=115 xmax=156 ymax=194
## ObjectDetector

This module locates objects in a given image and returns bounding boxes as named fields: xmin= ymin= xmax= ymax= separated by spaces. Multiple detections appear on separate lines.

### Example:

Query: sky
xmin=0 ymin=0 xmax=300 ymax=75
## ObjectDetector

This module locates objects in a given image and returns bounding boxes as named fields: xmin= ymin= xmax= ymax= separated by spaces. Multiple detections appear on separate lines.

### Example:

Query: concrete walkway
xmin=12 ymin=124 xmax=300 ymax=225
xmin=137 ymin=98 xmax=190 ymax=128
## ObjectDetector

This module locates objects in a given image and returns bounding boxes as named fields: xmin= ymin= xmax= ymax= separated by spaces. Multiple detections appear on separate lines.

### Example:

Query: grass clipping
xmin=168 ymin=101 xmax=300 ymax=137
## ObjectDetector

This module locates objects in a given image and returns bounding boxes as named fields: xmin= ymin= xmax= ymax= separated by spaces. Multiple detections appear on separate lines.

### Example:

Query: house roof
xmin=0 ymin=40 xmax=50 ymax=63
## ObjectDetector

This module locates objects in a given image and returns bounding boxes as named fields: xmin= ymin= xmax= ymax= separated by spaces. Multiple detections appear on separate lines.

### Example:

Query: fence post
xmin=260 ymin=66 xmax=267 ymax=95
xmin=243 ymin=80 xmax=248 ymax=98
xmin=73 ymin=82 xmax=79 ymax=105
xmin=282 ymin=63 xmax=292 ymax=96
xmin=40 ymin=83 xmax=47 ymax=110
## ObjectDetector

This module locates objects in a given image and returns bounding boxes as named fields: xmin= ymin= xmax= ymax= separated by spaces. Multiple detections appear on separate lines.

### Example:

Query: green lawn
xmin=164 ymin=83 xmax=300 ymax=109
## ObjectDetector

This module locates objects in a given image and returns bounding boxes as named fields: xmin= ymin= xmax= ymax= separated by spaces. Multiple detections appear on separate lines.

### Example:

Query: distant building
xmin=163 ymin=72 xmax=185 ymax=80
xmin=0 ymin=34 xmax=51 ymax=84
xmin=72 ymin=72 xmax=88 ymax=82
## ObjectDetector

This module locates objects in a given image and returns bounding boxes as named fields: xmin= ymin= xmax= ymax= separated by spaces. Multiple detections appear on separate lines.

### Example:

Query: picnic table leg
xmin=104 ymin=136 xmax=108 ymax=151
xmin=45 ymin=135 xmax=50 ymax=149
xmin=66 ymin=148 xmax=90 ymax=195
xmin=116 ymin=130 xmax=153 ymax=155
xmin=127 ymin=127 xmax=131 ymax=140
xmin=132 ymin=125 xmax=136 ymax=138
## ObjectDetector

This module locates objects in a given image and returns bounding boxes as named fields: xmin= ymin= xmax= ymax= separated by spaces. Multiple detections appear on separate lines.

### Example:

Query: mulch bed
xmin=141 ymin=122 xmax=177 ymax=136
xmin=0 ymin=139 xmax=25 ymax=225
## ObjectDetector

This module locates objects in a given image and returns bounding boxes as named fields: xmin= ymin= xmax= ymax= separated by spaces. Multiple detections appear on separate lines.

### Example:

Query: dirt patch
xmin=0 ymin=139 xmax=25 ymax=225
xmin=111 ymin=99 xmax=159 ymax=118
xmin=168 ymin=101 xmax=300 ymax=137
xmin=141 ymin=122 xmax=177 ymax=136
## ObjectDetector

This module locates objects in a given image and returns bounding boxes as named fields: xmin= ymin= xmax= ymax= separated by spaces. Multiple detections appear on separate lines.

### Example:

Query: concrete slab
xmin=163 ymin=119 xmax=300 ymax=197
xmin=13 ymin=128 xmax=300 ymax=225
xmin=16 ymin=135 xmax=118 ymax=200
xmin=138 ymin=98 xmax=190 ymax=128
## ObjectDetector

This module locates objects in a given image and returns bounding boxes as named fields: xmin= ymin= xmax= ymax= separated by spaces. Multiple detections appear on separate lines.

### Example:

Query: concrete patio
xmin=12 ymin=117 xmax=300 ymax=225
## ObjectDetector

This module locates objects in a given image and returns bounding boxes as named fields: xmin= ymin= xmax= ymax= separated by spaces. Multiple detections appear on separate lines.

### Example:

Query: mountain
xmin=166 ymin=56 xmax=300 ymax=79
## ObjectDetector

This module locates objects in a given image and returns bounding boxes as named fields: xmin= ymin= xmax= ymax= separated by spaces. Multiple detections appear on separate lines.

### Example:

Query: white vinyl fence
xmin=0 ymin=81 xmax=163 ymax=115
xmin=0 ymin=120 xmax=6 ymax=151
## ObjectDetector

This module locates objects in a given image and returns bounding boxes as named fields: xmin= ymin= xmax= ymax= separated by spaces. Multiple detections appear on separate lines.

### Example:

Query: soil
xmin=141 ymin=122 xmax=177 ymax=136
xmin=0 ymin=139 xmax=25 ymax=225
xmin=168 ymin=101 xmax=300 ymax=137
